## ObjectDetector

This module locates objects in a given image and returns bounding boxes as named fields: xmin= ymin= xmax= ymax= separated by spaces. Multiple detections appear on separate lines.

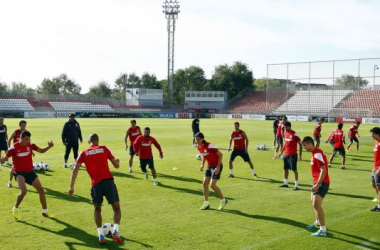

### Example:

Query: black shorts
xmin=91 ymin=178 xmax=119 ymax=205
xmin=312 ymin=182 xmax=329 ymax=198
xmin=371 ymin=170 xmax=380 ymax=186
xmin=333 ymin=148 xmax=346 ymax=156
xmin=230 ymin=150 xmax=251 ymax=162
xmin=205 ymin=165 xmax=223 ymax=180
xmin=129 ymin=146 xmax=135 ymax=156
xmin=140 ymin=157 xmax=154 ymax=172
xmin=313 ymin=136 xmax=320 ymax=143
xmin=14 ymin=171 xmax=38 ymax=185
xmin=0 ymin=141 xmax=8 ymax=151
xmin=283 ymin=154 xmax=298 ymax=171
xmin=276 ymin=136 xmax=283 ymax=145
xmin=349 ymin=136 xmax=359 ymax=143
xmin=273 ymin=130 xmax=277 ymax=138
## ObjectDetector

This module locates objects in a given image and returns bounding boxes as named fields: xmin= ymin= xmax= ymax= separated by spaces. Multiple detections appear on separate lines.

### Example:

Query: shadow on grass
xmin=327 ymin=229 xmax=380 ymax=250
xmin=112 ymin=171 xmax=142 ymax=180
xmin=252 ymin=177 xmax=311 ymax=188
xmin=221 ymin=209 xmax=307 ymax=229
xmin=327 ymin=191 xmax=373 ymax=200
xmin=20 ymin=217 xmax=152 ymax=249
xmin=157 ymin=173 xmax=203 ymax=184
xmin=29 ymin=187 xmax=92 ymax=204
xmin=158 ymin=183 xmax=235 ymax=200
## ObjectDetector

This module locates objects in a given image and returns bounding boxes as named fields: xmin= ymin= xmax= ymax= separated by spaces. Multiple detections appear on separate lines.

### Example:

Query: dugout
xmin=126 ymin=88 xmax=163 ymax=107
xmin=184 ymin=91 xmax=227 ymax=110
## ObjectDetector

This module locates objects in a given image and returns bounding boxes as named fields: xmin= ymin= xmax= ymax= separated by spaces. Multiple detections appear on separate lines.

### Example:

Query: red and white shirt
xmin=231 ymin=130 xmax=246 ymax=151
xmin=329 ymin=129 xmax=345 ymax=148
xmin=311 ymin=148 xmax=330 ymax=184
xmin=126 ymin=126 xmax=141 ymax=146
xmin=374 ymin=140 xmax=380 ymax=171
xmin=133 ymin=135 xmax=162 ymax=160
xmin=284 ymin=130 xmax=300 ymax=156
xmin=313 ymin=122 xmax=322 ymax=137
xmin=276 ymin=122 xmax=285 ymax=137
xmin=12 ymin=129 xmax=24 ymax=144
xmin=6 ymin=142 xmax=39 ymax=172
xmin=197 ymin=142 xmax=220 ymax=167
xmin=77 ymin=145 xmax=115 ymax=186
xmin=348 ymin=125 xmax=359 ymax=137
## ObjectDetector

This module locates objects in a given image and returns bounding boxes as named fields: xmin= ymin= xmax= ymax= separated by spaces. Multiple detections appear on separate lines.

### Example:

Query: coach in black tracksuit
xmin=61 ymin=113 xmax=82 ymax=168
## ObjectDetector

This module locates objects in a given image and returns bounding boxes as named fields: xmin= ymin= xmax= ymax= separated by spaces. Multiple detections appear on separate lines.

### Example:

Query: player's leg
xmin=64 ymin=142 xmax=73 ymax=167
xmin=244 ymin=152 xmax=257 ymax=178
xmin=73 ymin=141 xmax=79 ymax=161
xmin=31 ymin=177 xmax=48 ymax=210
xmin=311 ymin=194 xmax=327 ymax=236
xmin=280 ymin=157 xmax=289 ymax=187
xmin=370 ymin=172 xmax=380 ymax=211
xmin=329 ymin=150 xmax=337 ymax=166
xmin=355 ymin=137 xmax=359 ymax=151
xmin=15 ymin=174 xmax=27 ymax=208
xmin=148 ymin=159 xmax=158 ymax=185
xmin=210 ymin=167 xmax=228 ymax=210
xmin=110 ymin=201 xmax=122 ymax=243
xmin=227 ymin=151 xmax=237 ymax=177
xmin=8 ymin=168 xmax=13 ymax=187
xmin=291 ymin=155 xmax=299 ymax=190
xmin=341 ymin=149 xmax=346 ymax=169
xmin=347 ymin=137 xmax=353 ymax=150
xmin=128 ymin=146 xmax=134 ymax=172
xmin=200 ymin=175 xmax=211 ymax=210
xmin=273 ymin=132 xmax=277 ymax=148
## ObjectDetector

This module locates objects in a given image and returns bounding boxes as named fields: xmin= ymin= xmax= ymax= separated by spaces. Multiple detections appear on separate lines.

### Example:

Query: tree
xmin=0 ymin=82 xmax=8 ymax=93
xmin=335 ymin=74 xmax=369 ymax=90
xmin=254 ymin=78 xmax=282 ymax=90
xmin=37 ymin=74 xmax=81 ymax=94
xmin=10 ymin=82 xmax=35 ymax=94
xmin=210 ymin=61 xmax=254 ymax=98
xmin=141 ymin=73 xmax=159 ymax=89
xmin=87 ymin=81 xmax=112 ymax=98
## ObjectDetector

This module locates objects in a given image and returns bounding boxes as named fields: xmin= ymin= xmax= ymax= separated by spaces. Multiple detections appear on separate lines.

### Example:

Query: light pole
xmin=374 ymin=64 xmax=379 ymax=90
xmin=163 ymin=0 xmax=180 ymax=107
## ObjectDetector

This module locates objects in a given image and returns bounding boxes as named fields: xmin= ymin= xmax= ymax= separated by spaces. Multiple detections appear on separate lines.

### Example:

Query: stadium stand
xmin=274 ymin=90 xmax=352 ymax=116
xmin=228 ymin=91 xmax=290 ymax=114
xmin=338 ymin=90 xmax=380 ymax=117
xmin=49 ymin=101 xmax=114 ymax=112
xmin=0 ymin=97 xmax=35 ymax=111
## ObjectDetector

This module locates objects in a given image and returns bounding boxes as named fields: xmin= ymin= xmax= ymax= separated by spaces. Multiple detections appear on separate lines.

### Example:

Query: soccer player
xmin=7 ymin=120 xmax=28 ymax=188
xmin=273 ymin=116 xmax=280 ymax=148
xmin=195 ymin=132 xmax=227 ymax=210
xmin=274 ymin=116 xmax=287 ymax=159
xmin=313 ymin=118 xmax=324 ymax=148
xmin=62 ymin=113 xmax=83 ymax=168
xmin=302 ymin=136 xmax=330 ymax=237
xmin=347 ymin=121 xmax=361 ymax=151
xmin=68 ymin=134 xmax=122 ymax=244
xmin=124 ymin=119 xmax=142 ymax=173
xmin=369 ymin=127 xmax=380 ymax=212
xmin=227 ymin=122 xmax=257 ymax=178
xmin=279 ymin=122 xmax=302 ymax=190
xmin=133 ymin=127 xmax=163 ymax=186
xmin=326 ymin=123 xmax=346 ymax=169
xmin=0 ymin=117 xmax=8 ymax=158
xmin=192 ymin=114 xmax=200 ymax=146
xmin=0 ymin=131 xmax=54 ymax=221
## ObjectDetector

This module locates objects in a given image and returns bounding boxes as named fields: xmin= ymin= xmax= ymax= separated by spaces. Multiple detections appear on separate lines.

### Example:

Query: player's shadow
xmin=221 ymin=209 xmax=307 ymax=229
xmin=19 ymin=217 xmax=152 ymax=249
xmin=157 ymin=173 xmax=203 ymax=184
xmin=253 ymin=177 xmax=311 ymax=188
xmin=37 ymin=170 xmax=55 ymax=176
xmin=327 ymin=191 xmax=373 ymax=200
xmin=158 ymin=183 xmax=235 ymax=200
xmin=112 ymin=171 xmax=141 ymax=180
xmin=349 ymin=158 xmax=374 ymax=163
xmin=29 ymin=187 xmax=92 ymax=204
xmin=326 ymin=229 xmax=380 ymax=250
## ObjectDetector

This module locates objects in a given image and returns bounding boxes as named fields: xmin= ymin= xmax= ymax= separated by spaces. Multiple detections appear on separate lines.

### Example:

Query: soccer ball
xmin=69 ymin=163 xmax=76 ymax=170
xmin=102 ymin=223 xmax=113 ymax=237
xmin=45 ymin=164 xmax=50 ymax=171
xmin=39 ymin=161 xmax=46 ymax=170
xmin=196 ymin=154 xmax=202 ymax=160
xmin=33 ymin=163 xmax=41 ymax=171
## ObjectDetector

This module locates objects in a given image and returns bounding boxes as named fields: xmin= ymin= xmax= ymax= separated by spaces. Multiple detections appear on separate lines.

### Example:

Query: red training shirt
xmin=197 ymin=142 xmax=220 ymax=167
xmin=374 ymin=140 xmax=380 ymax=171
xmin=284 ymin=130 xmax=300 ymax=156
xmin=330 ymin=129 xmax=345 ymax=148
xmin=133 ymin=135 xmax=162 ymax=160
xmin=231 ymin=130 xmax=246 ymax=151
xmin=6 ymin=142 xmax=39 ymax=172
xmin=348 ymin=125 xmax=358 ymax=137
xmin=313 ymin=122 xmax=322 ymax=137
xmin=12 ymin=129 xmax=24 ymax=144
xmin=311 ymin=148 xmax=330 ymax=184
xmin=77 ymin=145 xmax=115 ymax=186
xmin=276 ymin=122 xmax=284 ymax=137
xmin=126 ymin=126 xmax=141 ymax=146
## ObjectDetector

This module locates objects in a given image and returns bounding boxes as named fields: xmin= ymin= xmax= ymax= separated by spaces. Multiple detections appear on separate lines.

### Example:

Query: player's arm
xmin=111 ymin=158 xmax=120 ymax=169
xmin=153 ymin=139 xmax=163 ymax=159
xmin=279 ymin=143 xmax=285 ymax=156
xmin=68 ymin=162 xmax=81 ymax=196
xmin=311 ymin=164 xmax=327 ymax=192
xmin=35 ymin=141 xmax=54 ymax=153
xmin=0 ymin=155 xmax=9 ymax=164
xmin=243 ymin=131 xmax=249 ymax=152
xmin=297 ymin=140 xmax=302 ymax=160
xmin=200 ymin=155 xmax=206 ymax=171
xmin=124 ymin=129 xmax=129 ymax=149
xmin=228 ymin=134 xmax=233 ymax=151
xmin=61 ymin=123 xmax=67 ymax=145
xmin=7 ymin=131 xmax=15 ymax=148
xmin=133 ymin=137 xmax=140 ymax=155
xmin=215 ymin=150 xmax=223 ymax=175
xmin=325 ymin=132 xmax=333 ymax=143
xmin=77 ymin=122 xmax=83 ymax=143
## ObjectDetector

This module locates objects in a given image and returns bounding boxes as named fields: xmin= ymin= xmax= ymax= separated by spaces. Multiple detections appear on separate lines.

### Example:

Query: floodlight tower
xmin=374 ymin=64 xmax=379 ymax=90
xmin=163 ymin=0 xmax=180 ymax=106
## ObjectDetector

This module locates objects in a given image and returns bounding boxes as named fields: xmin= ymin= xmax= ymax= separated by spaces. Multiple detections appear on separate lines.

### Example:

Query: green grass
xmin=0 ymin=118 xmax=379 ymax=250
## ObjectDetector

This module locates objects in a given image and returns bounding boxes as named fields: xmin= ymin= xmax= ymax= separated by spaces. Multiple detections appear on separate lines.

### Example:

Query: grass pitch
xmin=0 ymin=118 xmax=379 ymax=250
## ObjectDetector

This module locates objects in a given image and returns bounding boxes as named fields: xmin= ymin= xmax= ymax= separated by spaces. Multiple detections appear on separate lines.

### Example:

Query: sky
xmin=0 ymin=0 xmax=380 ymax=93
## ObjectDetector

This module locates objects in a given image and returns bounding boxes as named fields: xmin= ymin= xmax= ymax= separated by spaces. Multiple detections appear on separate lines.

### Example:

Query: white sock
xmin=251 ymin=169 xmax=256 ymax=175
xmin=315 ymin=219 xmax=320 ymax=225
xmin=377 ymin=204 xmax=380 ymax=208
xmin=13 ymin=206 xmax=18 ymax=211
xmin=230 ymin=169 xmax=234 ymax=175
xmin=274 ymin=153 xmax=278 ymax=157
xmin=220 ymin=198 xmax=226 ymax=203
xmin=97 ymin=227 xmax=104 ymax=236
xmin=320 ymin=225 xmax=327 ymax=232
xmin=294 ymin=181 xmax=298 ymax=187
xmin=284 ymin=179 xmax=288 ymax=185
xmin=204 ymin=200 xmax=209 ymax=205
xmin=153 ymin=178 xmax=157 ymax=181
xmin=113 ymin=223 xmax=119 ymax=233
xmin=42 ymin=209 xmax=48 ymax=213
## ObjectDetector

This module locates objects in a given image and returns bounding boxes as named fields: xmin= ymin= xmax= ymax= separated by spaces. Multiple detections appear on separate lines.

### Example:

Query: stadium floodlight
xmin=374 ymin=64 xmax=379 ymax=90
xmin=163 ymin=0 xmax=180 ymax=106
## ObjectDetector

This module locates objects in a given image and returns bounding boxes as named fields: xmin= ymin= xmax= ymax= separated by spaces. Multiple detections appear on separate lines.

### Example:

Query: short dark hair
xmin=19 ymin=120 xmax=27 ymax=126
xmin=356 ymin=121 xmax=361 ymax=125
xmin=144 ymin=127 xmax=150 ymax=132
xmin=283 ymin=116 xmax=288 ymax=121
xmin=370 ymin=127 xmax=380 ymax=135
xmin=276 ymin=116 xmax=280 ymax=119
xmin=196 ymin=114 xmax=200 ymax=118
xmin=284 ymin=121 xmax=291 ymax=127
xmin=88 ymin=133 xmax=99 ymax=143
xmin=302 ymin=136 xmax=314 ymax=145
xmin=234 ymin=122 xmax=240 ymax=126
xmin=69 ymin=113 xmax=75 ymax=118
xmin=320 ymin=118 xmax=325 ymax=122
xmin=21 ymin=130 xmax=31 ymax=138
xmin=338 ymin=123 xmax=344 ymax=130
xmin=131 ymin=119 xmax=136 ymax=123
xmin=195 ymin=132 xmax=206 ymax=144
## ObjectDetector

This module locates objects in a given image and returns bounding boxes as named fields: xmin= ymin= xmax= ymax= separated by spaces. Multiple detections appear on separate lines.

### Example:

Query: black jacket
xmin=62 ymin=120 xmax=83 ymax=143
